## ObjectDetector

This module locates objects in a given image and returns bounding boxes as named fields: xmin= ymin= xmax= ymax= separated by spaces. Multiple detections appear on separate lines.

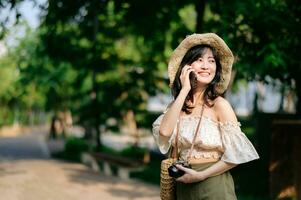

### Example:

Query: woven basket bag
xmin=159 ymin=105 xmax=204 ymax=200
xmin=160 ymin=157 xmax=176 ymax=200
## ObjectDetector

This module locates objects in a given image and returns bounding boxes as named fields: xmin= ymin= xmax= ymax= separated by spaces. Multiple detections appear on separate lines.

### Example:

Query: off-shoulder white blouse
xmin=152 ymin=113 xmax=259 ymax=164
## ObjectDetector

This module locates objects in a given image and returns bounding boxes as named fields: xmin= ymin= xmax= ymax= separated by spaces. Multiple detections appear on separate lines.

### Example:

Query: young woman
xmin=152 ymin=33 xmax=259 ymax=200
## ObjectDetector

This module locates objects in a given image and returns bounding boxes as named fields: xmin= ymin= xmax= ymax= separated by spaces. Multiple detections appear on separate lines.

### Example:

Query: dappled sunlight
xmin=1 ymin=0 xmax=301 ymax=199
xmin=0 ymin=159 xmax=160 ymax=200
xmin=62 ymin=165 xmax=118 ymax=185
xmin=269 ymin=161 xmax=279 ymax=172
xmin=277 ymin=186 xmax=296 ymax=199
xmin=0 ymin=161 xmax=28 ymax=177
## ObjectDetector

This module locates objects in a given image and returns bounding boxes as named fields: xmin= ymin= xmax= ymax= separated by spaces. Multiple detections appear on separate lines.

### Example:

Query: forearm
xmin=159 ymin=88 xmax=189 ymax=137
xmin=199 ymin=160 xmax=237 ymax=180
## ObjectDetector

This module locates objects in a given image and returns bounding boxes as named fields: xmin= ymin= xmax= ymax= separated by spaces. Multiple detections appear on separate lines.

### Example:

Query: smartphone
xmin=189 ymin=71 xmax=197 ymax=90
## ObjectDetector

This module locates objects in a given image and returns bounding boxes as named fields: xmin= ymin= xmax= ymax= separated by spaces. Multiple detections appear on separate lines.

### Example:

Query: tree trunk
xmin=95 ymin=123 xmax=101 ymax=149
xmin=91 ymin=3 xmax=101 ymax=149
xmin=195 ymin=0 xmax=206 ymax=32
xmin=92 ymin=70 xmax=101 ymax=148
xmin=278 ymin=85 xmax=285 ymax=113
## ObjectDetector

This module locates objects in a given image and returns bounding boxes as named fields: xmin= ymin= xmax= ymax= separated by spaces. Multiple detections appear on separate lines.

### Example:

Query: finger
xmin=176 ymin=175 xmax=189 ymax=183
xmin=175 ymin=164 xmax=190 ymax=173
xmin=176 ymin=176 xmax=184 ymax=182
xmin=181 ymin=65 xmax=192 ymax=75
xmin=183 ymin=69 xmax=194 ymax=78
xmin=183 ymin=64 xmax=191 ymax=70
xmin=181 ymin=67 xmax=193 ymax=77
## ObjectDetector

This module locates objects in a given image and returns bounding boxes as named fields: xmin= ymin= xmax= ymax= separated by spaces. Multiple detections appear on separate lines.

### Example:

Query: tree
xmin=37 ymin=0 xmax=195 ymax=147
xmin=0 ymin=26 xmax=48 ymax=125
xmin=207 ymin=0 xmax=301 ymax=114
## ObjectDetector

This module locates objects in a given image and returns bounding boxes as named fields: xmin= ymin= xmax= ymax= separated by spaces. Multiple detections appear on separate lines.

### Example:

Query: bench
xmin=81 ymin=152 xmax=145 ymax=179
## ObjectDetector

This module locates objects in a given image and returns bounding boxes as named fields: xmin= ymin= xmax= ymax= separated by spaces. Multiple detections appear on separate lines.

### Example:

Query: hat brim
xmin=168 ymin=33 xmax=234 ymax=94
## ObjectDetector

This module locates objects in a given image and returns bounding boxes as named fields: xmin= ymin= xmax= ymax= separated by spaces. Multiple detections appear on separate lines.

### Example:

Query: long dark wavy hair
xmin=171 ymin=44 xmax=222 ymax=114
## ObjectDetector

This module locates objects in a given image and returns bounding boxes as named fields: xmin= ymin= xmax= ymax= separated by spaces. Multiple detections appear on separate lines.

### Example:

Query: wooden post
xmin=270 ymin=119 xmax=301 ymax=199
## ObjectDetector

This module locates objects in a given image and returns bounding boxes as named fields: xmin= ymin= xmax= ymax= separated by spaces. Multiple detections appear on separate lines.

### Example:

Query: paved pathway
xmin=0 ymin=136 xmax=50 ymax=159
xmin=0 ymin=134 xmax=160 ymax=200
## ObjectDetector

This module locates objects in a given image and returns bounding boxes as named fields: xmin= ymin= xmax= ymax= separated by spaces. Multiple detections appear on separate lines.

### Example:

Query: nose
xmin=200 ymin=62 xmax=209 ymax=69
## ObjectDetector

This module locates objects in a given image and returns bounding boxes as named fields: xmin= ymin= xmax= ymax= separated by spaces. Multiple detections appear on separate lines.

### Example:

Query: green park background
xmin=0 ymin=0 xmax=300 ymax=200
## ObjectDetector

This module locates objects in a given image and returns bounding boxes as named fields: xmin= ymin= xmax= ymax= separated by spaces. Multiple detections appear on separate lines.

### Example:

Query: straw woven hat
xmin=168 ymin=33 xmax=234 ymax=94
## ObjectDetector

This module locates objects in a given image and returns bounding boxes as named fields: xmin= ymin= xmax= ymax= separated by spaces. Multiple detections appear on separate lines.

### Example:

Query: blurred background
xmin=0 ymin=0 xmax=300 ymax=200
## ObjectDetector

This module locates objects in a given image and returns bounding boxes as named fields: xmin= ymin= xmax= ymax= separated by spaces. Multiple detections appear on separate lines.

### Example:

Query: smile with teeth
xmin=197 ymin=72 xmax=210 ymax=77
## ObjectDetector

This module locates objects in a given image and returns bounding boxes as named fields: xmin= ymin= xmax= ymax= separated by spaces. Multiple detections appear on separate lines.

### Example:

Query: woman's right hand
xmin=180 ymin=65 xmax=194 ymax=92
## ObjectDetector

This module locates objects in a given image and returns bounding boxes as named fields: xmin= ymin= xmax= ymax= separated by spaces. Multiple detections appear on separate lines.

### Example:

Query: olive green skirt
xmin=176 ymin=162 xmax=237 ymax=200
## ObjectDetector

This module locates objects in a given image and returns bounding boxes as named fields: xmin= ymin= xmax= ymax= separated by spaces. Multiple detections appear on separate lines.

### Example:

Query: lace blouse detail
xmin=180 ymin=149 xmax=222 ymax=160
xmin=219 ymin=122 xmax=259 ymax=164
xmin=152 ymin=113 xmax=259 ymax=164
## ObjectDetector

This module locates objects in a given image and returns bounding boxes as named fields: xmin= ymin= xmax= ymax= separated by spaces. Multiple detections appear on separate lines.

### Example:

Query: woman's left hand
xmin=175 ymin=164 xmax=207 ymax=183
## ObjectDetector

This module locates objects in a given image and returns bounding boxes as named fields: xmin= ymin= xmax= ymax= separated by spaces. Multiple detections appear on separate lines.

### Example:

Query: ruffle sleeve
xmin=220 ymin=122 xmax=259 ymax=164
xmin=152 ymin=113 xmax=177 ymax=154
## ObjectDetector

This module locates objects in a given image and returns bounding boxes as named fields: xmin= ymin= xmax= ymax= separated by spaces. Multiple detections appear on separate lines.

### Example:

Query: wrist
xmin=180 ymin=87 xmax=190 ymax=95
xmin=197 ymin=171 xmax=208 ymax=181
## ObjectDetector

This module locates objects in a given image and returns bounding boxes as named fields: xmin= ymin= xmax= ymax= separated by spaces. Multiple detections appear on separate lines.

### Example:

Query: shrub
xmin=65 ymin=137 xmax=89 ymax=154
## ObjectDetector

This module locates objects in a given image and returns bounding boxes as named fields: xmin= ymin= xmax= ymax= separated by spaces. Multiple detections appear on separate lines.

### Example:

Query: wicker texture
xmin=160 ymin=158 xmax=176 ymax=200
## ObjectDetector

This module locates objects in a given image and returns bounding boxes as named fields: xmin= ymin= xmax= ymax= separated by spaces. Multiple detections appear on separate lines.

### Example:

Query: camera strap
xmin=171 ymin=104 xmax=205 ymax=162
xmin=171 ymin=119 xmax=181 ymax=159
xmin=172 ymin=104 xmax=205 ymax=163
xmin=187 ymin=104 xmax=205 ymax=162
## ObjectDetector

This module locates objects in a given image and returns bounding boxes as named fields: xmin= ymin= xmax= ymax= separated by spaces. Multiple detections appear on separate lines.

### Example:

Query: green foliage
xmin=0 ymin=23 xmax=80 ymax=125
xmin=96 ymin=144 xmax=119 ymax=155
xmin=52 ymin=137 xmax=90 ymax=162
xmin=120 ymin=145 xmax=146 ymax=160
xmin=0 ymin=55 xmax=18 ymax=98
xmin=1 ymin=0 xmax=300 ymax=128
xmin=0 ymin=54 xmax=19 ymax=125
xmin=30 ymin=0 xmax=199 ymax=135
xmin=64 ymin=137 xmax=89 ymax=154
xmin=97 ymin=144 xmax=146 ymax=161
xmin=207 ymin=0 xmax=301 ymax=112
xmin=1 ymin=2 xmax=300 ymax=199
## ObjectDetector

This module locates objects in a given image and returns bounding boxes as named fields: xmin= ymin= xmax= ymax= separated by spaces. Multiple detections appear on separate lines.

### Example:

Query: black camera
xmin=168 ymin=160 xmax=192 ymax=178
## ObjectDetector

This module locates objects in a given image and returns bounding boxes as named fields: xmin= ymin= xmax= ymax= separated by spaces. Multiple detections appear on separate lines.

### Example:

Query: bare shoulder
xmin=213 ymin=96 xmax=238 ymax=123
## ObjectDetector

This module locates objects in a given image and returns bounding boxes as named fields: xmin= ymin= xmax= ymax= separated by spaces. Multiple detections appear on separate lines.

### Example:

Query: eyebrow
xmin=199 ymin=55 xmax=215 ymax=59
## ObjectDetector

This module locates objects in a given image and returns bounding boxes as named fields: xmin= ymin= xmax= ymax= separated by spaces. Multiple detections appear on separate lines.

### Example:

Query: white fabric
xmin=152 ymin=114 xmax=176 ymax=154
xmin=152 ymin=114 xmax=259 ymax=164
xmin=219 ymin=122 xmax=259 ymax=164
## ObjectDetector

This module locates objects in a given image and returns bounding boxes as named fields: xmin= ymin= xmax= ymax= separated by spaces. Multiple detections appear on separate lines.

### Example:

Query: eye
xmin=209 ymin=59 xmax=215 ymax=63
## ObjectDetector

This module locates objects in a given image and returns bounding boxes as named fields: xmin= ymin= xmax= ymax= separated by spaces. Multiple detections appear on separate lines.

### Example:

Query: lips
xmin=197 ymin=72 xmax=210 ymax=77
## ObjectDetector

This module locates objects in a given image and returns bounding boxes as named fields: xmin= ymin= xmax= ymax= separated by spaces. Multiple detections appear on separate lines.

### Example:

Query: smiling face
xmin=190 ymin=48 xmax=216 ymax=86
xmin=172 ymin=44 xmax=222 ymax=113
xmin=172 ymin=44 xmax=222 ymax=101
